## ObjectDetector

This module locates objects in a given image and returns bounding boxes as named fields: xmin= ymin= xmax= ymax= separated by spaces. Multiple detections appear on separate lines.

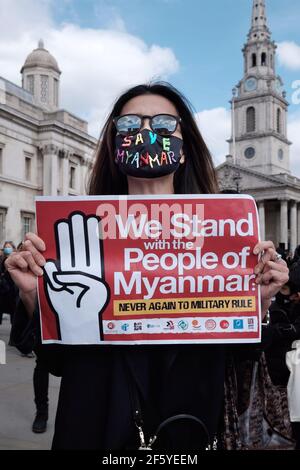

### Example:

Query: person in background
xmin=12 ymin=241 xmax=49 ymax=433
xmin=265 ymin=260 xmax=300 ymax=448
xmin=30 ymin=356 xmax=50 ymax=433
xmin=0 ymin=241 xmax=17 ymax=329
xmin=266 ymin=261 xmax=300 ymax=385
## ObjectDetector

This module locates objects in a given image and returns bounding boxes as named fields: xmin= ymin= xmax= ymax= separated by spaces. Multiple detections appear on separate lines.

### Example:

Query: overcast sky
xmin=0 ymin=0 xmax=300 ymax=174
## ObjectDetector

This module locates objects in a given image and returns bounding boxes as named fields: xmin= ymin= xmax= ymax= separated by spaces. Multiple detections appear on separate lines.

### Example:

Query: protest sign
xmin=36 ymin=194 xmax=261 ymax=345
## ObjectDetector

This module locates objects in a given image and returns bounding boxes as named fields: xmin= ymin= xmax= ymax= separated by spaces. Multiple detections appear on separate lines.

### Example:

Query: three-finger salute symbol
xmin=43 ymin=212 xmax=110 ymax=344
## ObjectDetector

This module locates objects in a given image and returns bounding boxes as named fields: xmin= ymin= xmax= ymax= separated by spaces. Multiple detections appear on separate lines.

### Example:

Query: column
xmin=290 ymin=200 xmax=297 ymax=254
xmin=60 ymin=150 xmax=69 ymax=196
xmin=280 ymin=199 xmax=288 ymax=250
xmin=84 ymin=158 xmax=93 ymax=194
xmin=258 ymin=201 xmax=265 ymax=241
xmin=297 ymin=204 xmax=300 ymax=246
xmin=42 ymin=144 xmax=59 ymax=196
xmin=79 ymin=157 xmax=86 ymax=194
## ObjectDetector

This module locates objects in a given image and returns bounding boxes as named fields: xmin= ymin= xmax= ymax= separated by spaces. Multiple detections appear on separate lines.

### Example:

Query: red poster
xmin=36 ymin=194 xmax=261 ymax=345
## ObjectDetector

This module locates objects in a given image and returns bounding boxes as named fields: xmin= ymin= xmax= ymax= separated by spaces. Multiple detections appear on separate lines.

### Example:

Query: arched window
xmin=261 ymin=52 xmax=267 ymax=66
xmin=246 ymin=107 xmax=256 ymax=133
xmin=270 ymin=54 xmax=273 ymax=69
xmin=252 ymin=53 xmax=257 ymax=67
xmin=277 ymin=109 xmax=282 ymax=134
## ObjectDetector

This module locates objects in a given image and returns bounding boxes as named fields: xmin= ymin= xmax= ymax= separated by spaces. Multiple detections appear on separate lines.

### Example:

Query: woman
xmin=6 ymin=82 xmax=288 ymax=450
xmin=0 ymin=241 xmax=17 ymax=327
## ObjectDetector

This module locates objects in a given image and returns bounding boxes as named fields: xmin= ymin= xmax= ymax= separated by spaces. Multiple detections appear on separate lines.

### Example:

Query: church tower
xmin=20 ymin=39 xmax=61 ymax=112
xmin=229 ymin=0 xmax=291 ymax=174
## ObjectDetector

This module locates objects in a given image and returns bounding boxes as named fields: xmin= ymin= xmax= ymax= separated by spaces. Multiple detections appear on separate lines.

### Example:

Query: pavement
xmin=0 ymin=314 xmax=60 ymax=450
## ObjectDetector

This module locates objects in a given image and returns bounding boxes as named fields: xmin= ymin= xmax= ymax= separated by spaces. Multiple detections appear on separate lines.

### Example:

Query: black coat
xmin=0 ymin=256 xmax=17 ymax=315
xmin=264 ymin=294 xmax=300 ymax=386
xmin=11 ymin=301 xmax=226 ymax=450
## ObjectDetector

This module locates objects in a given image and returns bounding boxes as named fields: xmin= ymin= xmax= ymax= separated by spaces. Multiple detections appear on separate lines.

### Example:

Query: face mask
xmin=115 ymin=129 xmax=183 ymax=179
xmin=3 ymin=247 xmax=13 ymax=255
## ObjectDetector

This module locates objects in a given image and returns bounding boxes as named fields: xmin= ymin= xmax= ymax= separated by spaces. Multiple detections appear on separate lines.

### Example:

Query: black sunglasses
xmin=113 ymin=113 xmax=181 ymax=136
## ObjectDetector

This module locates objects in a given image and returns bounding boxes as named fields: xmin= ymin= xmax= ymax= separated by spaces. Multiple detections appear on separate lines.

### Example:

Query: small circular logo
xmin=205 ymin=319 xmax=216 ymax=331
xmin=178 ymin=320 xmax=188 ymax=331
xmin=220 ymin=320 xmax=229 ymax=330
xmin=192 ymin=319 xmax=201 ymax=329
xmin=107 ymin=322 xmax=115 ymax=330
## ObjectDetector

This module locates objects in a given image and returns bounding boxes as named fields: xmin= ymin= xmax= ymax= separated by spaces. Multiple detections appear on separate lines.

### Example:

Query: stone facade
xmin=0 ymin=41 xmax=97 ymax=245
xmin=217 ymin=0 xmax=300 ymax=253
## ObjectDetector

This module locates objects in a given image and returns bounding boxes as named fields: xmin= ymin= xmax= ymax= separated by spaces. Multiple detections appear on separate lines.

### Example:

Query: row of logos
xmin=103 ymin=317 xmax=258 ymax=335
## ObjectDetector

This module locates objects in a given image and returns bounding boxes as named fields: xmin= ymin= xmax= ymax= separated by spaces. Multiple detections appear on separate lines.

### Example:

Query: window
xmin=278 ymin=149 xmax=284 ymax=161
xmin=25 ymin=156 xmax=31 ymax=181
xmin=24 ymin=152 xmax=33 ymax=181
xmin=69 ymin=165 xmax=76 ymax=189
xmin=246 ymin=107 xmax=256 ymax=133
xmin=0 ymin=208 xmax=7 ymax=245
xmin=21 ymin=212 xmax=35 ymax=240
xmin=26 ymin=75 xmax=34 ymax=94
xmin=270 ymin=54 xmax=273 ymax=68
xmin=54 ymin=78 xmax=59 ymax=107
xmin=40 ymin=75 xmax=49 ymax=103
xmin=0 ymin=148 xmax=2 ymax=174
xmin=252 ymin=54 xmax=257 ymax=67
xmin=277 ymin=109 xmax=282 ymax=133
xmin=261 ymin=52 xmax=267 ymax=66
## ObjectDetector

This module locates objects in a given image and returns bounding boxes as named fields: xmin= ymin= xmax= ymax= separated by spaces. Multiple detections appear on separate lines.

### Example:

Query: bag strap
xmin=123 ymin=353 xmax=150 ymax=449
xmin=149 ymin=413 xmax=213 ymax=450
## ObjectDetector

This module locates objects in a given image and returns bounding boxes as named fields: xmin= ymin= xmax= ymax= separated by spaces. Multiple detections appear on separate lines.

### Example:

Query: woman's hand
xmin=253 ymin=241 xmax=289 ymax=317
xmin=5 ymin=233 xmax=46 ymax=316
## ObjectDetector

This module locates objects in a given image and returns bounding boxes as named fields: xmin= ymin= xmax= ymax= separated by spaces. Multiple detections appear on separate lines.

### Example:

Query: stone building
xmin=0 ymin=40 xmax=97 ymax=246
xmin=217 ymin=0 xmax=300 ymax=253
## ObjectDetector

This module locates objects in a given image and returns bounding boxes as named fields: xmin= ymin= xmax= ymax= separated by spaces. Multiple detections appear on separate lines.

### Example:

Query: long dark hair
xmin=88 ymin=82 xmax=219 ymax=195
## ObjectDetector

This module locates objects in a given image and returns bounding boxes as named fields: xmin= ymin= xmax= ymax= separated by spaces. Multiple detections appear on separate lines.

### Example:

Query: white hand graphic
xmin=43 ymin=212 xmax=109 ymax=344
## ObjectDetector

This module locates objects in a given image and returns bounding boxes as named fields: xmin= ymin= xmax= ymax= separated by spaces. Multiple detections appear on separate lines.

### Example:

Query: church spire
xmin=248 ymin=0 xmax=271 ymax=42
xmin=228 ymin=0 xmax=290 ymax=176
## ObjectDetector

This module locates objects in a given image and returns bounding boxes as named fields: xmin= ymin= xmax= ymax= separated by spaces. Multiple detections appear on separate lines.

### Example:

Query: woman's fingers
xmin=6 ymin=252 xmax=28 ymax=271
xmin=22 ymin=252 xmax=44 ymax=276
xmin=4 ymin=233 xmax=46 ymax=293
xmin=23 ymin=239 xmax=46 ymax=267
xmin=253 ymin=241 xmax=275 ymax=254
xmin=6 ymin=251 xmax=43 ymax=276
xmin=254 ymin=249 xmax=276 ymax=274
xmin=256 ymin=260 xmax=289 ymax=285
xmin=253 ymin=242 xmax=289 ymax=310
xmin=253 ymin=241 xmax=285 ymax=276
xmin=24 ymin=232 xmax=46 ymax=252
